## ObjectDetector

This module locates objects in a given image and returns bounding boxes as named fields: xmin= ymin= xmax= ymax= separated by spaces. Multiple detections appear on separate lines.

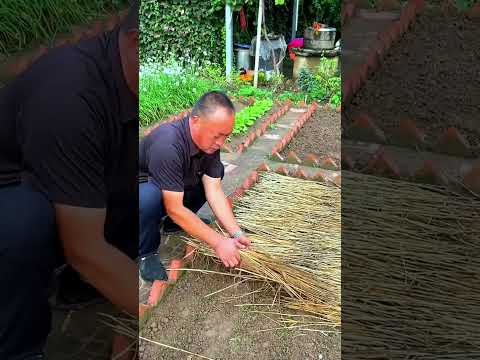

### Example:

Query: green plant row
xmin=233 ymin=98 xmax=273 ymax=135
xmin=237 ymin=85 xmax=273 ymax=99
xmin=139 ymin=70 xmax=220 ymax=127
xmin=0 ymin=0 xmax=126 ymax=57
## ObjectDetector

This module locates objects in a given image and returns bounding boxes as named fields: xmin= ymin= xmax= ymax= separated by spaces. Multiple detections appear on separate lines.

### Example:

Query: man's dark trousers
xmin=139 ymin=181 xmax=207 ymax=256
xmin=0 ymin=183 xmax=137 ymax=359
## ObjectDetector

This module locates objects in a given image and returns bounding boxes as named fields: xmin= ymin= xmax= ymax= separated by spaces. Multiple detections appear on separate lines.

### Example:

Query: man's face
xmin=194 ymin=108 xmax=234 ymax=154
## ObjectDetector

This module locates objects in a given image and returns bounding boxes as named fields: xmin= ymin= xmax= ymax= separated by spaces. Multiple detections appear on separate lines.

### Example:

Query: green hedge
xmin=140 ymin=0 xmax=225 ymax=66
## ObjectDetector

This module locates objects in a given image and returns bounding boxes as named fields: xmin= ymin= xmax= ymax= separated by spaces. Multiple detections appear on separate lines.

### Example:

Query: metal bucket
xmin=235 ymin=48 xmax=251 ymax=70
xmin=304 ymin=27 xmax=336 ymax=50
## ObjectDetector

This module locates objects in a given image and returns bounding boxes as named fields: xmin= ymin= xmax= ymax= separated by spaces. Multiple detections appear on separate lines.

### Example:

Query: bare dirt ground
xmin=139 ymin=263 xmax=340 ymax=360
xmin=344 ymin=5 xmax=480 ymax=153
xmin=282 ymin=106 xmax=341 ymax=161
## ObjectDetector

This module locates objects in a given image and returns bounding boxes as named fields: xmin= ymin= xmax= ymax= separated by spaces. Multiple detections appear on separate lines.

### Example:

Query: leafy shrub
xmin=140 ymin=0 xmax=224 ymax=67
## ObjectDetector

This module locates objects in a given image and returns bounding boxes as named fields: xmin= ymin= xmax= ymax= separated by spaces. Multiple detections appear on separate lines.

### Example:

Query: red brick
xmin=241 ymin=176 xmax=254 ymax=191
xmin=255 ymin=128 xmax=263 ymax=138
xmin=367 ymin=151 xmax=401 ymax=178
xmin=319 ymin=156 xmax=339 ymax=171
xmin=346 ymin=113 xmax=386 ymax=144
xmin=304 ymin=153 xmax=320 ymax=167
xmin=232 ymin=187 xmax=245 ymax=199
xmin=261 ymin=121 xmax=270 ymax=133
xmin=391 ymin=119 xmax=425 ymax=148
xmin=435 ymin=127 xmax=471 ymax=157
xmin=257 ymin=162 xmax=271 ymax=172
xmin=414 ymin=161 xmax=448 ymax=186
xmin=275 ymin=165 xmax=290 ymax=176
xmin=221 ymin=143 xmax=234 ymax=153
xmin=236 ymin=143 xmax=245 ymax=154
xmin=293 ymin=168 xmax=309 ymax=179
xmin=463 ymin=164 xmax=480 ymax=194
xmin=341 ymin=152 xmax=356 ymax=170
xmin=168 ymin=259 xmax=184 ymax=282
xmin=148 ymin=280 xmax=168 ymax=306
xmin=287 ymin=151 xmax=302 ymax=164
xmin=249 ymin=171 xmax=259 ymax=184
xmin=272 ymin=151 xmax=285 ymax=161
xmin=139 ymin=303 xmax=151 ymax=319
xmin=333 ymin=174 xmax=342 ymax=187
xmin=312 ymin=171 xmax=327 ymax=183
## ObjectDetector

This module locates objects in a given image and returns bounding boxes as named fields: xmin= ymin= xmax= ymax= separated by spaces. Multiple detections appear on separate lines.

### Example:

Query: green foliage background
xmin=140 ymin=0 xmax=225 ymax=66
xmin=140 ymin=0 xmax=340 ymax=66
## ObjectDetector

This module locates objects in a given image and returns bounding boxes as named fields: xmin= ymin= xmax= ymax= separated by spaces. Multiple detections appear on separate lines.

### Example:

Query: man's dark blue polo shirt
xmin=0 ymin=28 xmax=138 ymax=242
xmin=139 ymin=117 xmax=223 ymax=192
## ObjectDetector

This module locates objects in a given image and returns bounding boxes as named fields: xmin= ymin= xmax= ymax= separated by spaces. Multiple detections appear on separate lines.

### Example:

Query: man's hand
xmin=55 ymin=204 xmax=138 ymax=316
xmin=213 ymin=237 xmax=242 ymax=268
xmin=233 ymin=234 xmax=251 ymax=250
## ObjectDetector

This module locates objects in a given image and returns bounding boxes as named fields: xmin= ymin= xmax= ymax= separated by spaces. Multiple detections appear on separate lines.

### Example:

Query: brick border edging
xmin=139 ymin=253 xmax=194 ymax=320
xmin=270 ymin=101 xmax=318 ymax=157
xmin=342 ymin=0 xmax=479 ymax=159
xmin=0 ymin=8 xmax=128 ymax=83
xmin=222 ymin=100 xmax=293 ymax=154
xmin=342 ymin=141 xmax=480 ymax=193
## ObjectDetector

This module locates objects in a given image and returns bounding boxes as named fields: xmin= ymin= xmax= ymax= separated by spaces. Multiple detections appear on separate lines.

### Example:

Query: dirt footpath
xmin=140 ymin=268 xmax=340 ymax=360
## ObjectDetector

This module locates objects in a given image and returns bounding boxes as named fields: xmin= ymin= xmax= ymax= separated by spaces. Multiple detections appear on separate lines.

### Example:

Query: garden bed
xmin=223 ymin=102 xmax=281 ymax=152
xmin=344 ymin=5 xmax=480 ymax=153
xmin=282 ymin=106 xmax=341 ymax=161
xmin=140 ymin=268 xmax=340 ymax=360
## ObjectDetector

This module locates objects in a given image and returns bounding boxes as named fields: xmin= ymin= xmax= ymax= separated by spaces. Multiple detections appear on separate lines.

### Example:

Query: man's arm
xmin=202 ymin=175 xmax=251 ymax=249
xmin=162 ymin=190 xmax=242 ymax=268
xmin=55 ymin=204 xmax=138 ymax=316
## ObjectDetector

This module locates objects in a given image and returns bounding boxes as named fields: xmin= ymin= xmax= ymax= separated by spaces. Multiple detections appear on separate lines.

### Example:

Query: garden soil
xmin=344 ymin=5 xmax=480 ymax=153
xmin=282 ymin=106 xmax=341 ymax=161
xmin=140 ymin=268 xmax=340 ymax=360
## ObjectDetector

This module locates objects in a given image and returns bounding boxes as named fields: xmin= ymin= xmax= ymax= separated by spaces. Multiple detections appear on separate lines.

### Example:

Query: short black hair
xmin=191 ymin=91 xmax=235 ymax=119
xmin=120 ymin=0 xmax=139 ymax=33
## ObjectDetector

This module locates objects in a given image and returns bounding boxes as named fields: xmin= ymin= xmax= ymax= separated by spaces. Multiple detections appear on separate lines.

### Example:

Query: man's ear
xmin=190 ymin=115 xmax=200 ymax=125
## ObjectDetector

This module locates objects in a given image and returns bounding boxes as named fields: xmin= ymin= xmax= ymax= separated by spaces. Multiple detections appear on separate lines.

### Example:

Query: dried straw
xmin=342 ymin=171 xmax=480 ymax=359
xmin=185 ymin=172 xmax=341 ymax=328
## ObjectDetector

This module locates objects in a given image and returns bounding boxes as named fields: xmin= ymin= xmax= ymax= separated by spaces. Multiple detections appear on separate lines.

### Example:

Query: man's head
xmin=118 ymin=0 xmax=139 ymax=96
xmin=189 ymin=91 xmax=235 ymax=154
